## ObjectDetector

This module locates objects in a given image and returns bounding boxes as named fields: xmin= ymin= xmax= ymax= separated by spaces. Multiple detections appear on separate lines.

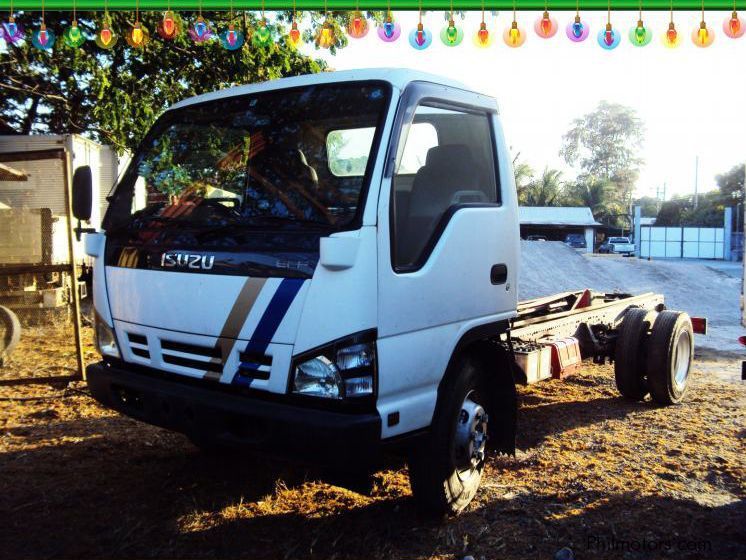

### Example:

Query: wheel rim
xmin=673 ymin=330 xmax=692 ymax=391
xmin=453 ymin=391 xmax=488 ymax=476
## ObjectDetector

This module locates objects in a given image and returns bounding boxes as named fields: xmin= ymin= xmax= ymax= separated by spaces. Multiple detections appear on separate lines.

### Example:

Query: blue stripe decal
xmin=231 ymin=278 xmax=304 ymax=387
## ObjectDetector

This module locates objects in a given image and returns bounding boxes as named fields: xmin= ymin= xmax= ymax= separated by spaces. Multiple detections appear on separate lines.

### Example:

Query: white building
xmin=519 ymin=206 xmax=601 ymax=253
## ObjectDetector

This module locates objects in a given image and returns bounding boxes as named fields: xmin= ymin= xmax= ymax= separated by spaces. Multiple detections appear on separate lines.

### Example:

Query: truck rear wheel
xmin=614 ymin=308 xmax=654 ymax=401
xmin=646 ymin=311 xmax=694 ymax=405
xmin=408 ymin=356 xmax=489 ymax=516
xmin=0 ymin=305 xmax=21 ymax=365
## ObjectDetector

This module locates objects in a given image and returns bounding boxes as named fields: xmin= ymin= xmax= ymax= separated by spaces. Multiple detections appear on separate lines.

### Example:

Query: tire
xmin=614 ymin=308 xmax=654 ymax=401
xmin=408 ymin=355 xmax=490 ymax=516
xmin=646 ymin=311 xmax=694 ymax=405
xmin=0 ymin=305 xmax=21 ymax=363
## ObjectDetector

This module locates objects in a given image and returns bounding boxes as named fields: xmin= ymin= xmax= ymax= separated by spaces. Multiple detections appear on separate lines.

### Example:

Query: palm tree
xmin=523 ymin=167 xmax=564 ymax=206
xmin=565 ymin=175 xmax=618 ymax=222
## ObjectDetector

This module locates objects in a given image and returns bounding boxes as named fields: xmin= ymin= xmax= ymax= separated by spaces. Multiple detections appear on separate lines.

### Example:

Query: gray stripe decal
xmin=203 ymin=277 xmax=268 ymax=381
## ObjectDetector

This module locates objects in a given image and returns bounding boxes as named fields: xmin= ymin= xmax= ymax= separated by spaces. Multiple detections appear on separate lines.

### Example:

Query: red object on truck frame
xmin=543 ymin=337 xmax=582 ymax=379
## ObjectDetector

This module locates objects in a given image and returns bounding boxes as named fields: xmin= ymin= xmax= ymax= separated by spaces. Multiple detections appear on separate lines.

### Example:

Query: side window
xmin=391 ymin=105 xmax=498 ymax=270
xmin=327 ymin=127 xmax=376 ymax=177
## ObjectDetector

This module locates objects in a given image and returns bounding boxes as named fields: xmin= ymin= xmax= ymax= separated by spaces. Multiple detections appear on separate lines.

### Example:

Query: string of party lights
xmin=2 ymin=3 xmax=744 ymax=51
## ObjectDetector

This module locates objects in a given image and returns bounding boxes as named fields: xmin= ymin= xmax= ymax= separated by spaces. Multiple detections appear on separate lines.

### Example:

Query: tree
xmin=563 ymin=176 xmax=622 ymax=224
xmin=521 ymin=167 xmax=564 ymax=207
xmin=1 ymin=10 xmax=375 ymax=152
xmin=716 ymin=163 xmax=745 ymax=202
xmin=512 ymin=152 xmax=535 ymax=205
xmin=560 ymin=101 xmax=645 ymax=225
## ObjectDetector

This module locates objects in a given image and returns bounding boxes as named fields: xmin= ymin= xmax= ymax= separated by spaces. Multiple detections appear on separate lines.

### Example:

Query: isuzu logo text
xmin=160 ymin=252 xmax=215 ymax=270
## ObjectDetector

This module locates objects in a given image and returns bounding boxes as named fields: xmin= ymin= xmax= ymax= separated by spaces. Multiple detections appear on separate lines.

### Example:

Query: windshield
xmin=104 ymin=82 xmax=390 ymax=236
xmin=609 ymin=237 xmax=630 ymax=243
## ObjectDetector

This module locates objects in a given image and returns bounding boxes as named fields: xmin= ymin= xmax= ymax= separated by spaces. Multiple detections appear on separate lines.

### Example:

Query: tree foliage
xmin=0 ymin=10 xmax=374 ymax=152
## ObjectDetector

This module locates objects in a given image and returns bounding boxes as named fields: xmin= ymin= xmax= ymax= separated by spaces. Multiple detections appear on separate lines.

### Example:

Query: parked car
xmin=563 ymin=233 xmax=587 ymax=249
xmin=526 ymin=235 xmax=547 ymax=241
xmin=600 ymin=236 xmax=635 ymax=255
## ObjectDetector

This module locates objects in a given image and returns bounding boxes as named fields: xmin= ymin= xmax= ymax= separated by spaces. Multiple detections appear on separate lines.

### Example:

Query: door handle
xmin=491 ymin=264 xmax=508 ymax=285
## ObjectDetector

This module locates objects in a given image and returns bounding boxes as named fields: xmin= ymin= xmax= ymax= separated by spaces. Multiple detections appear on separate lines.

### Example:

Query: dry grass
xmin=1 ymin=325 xmax=744 ymax=559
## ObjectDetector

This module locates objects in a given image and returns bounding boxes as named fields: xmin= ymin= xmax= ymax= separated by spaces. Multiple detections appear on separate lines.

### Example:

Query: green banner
xmin=0 ymin=0 xmax=736 ymax=10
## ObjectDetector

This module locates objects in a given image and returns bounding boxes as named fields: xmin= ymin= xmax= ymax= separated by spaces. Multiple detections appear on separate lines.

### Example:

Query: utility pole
xmin=694 ymin=156 xmax=699 ymax=209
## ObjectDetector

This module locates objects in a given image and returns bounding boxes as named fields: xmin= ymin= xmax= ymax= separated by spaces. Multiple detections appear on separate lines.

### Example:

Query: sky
xmin=300 ymin=10 xmax=746 ymax=200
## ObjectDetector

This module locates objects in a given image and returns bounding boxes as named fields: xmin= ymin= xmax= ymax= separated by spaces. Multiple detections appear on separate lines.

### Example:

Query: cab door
xmin=375 ymin=82 xmax=520 ymax=438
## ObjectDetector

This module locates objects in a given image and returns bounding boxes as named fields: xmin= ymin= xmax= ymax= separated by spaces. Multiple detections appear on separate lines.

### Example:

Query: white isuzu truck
xmin=73 ymin=69 xmax=703 ymax=515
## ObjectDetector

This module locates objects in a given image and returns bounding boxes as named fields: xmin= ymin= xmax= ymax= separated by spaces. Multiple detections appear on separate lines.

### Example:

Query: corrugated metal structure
xmin=519 ymin=206 xmax=601 ymax=253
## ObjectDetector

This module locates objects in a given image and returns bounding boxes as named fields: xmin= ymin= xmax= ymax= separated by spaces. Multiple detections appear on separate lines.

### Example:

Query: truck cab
xmin=80 ymin=69 xmax=519 ymax=514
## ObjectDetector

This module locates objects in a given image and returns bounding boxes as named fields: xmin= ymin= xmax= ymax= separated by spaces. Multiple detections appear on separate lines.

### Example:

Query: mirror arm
xmin=75 ymin=220 xmax=96 ymax=241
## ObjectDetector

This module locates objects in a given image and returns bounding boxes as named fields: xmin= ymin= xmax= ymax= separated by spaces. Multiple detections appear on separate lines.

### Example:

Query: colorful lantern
xmin=315 ymin=20 xmax=334 ymax=48
xmin=32 ymin=23 xmax=55 ymax=50
xmin=408 ymin=21 xmax=432 ymax=49
xmin=157 ymin=10 xmax=179 ymax=39
xmin=252 ymin=20 xmax=272 ymax=47
xmin=63 ymin=19 xmax=86 ymax=47
xmin=288 ymin=20 xmax=301 ymax=46
xmin=629 ymin=19 xmax=652 ymax=46
xmin=692 ymin=20 xmax=714 ymax=46
xmin=534 ymin=10 xmax=558 ymax=38
xmin=189 ymin=15 xmax=213 ymax=43
xmin=503 ymin=19 xmax=526 ymax=47
xmin=662 ymin=21 xmax=680 ymax=47
xmin=566 ymin=14 xmax=589 ymax=42
xmin=440 ymin=17 xmax=463 ymax=46
xmin=598 ymin=22 xmax=620 ymax=49
xmin=126 ymin=21 xmax=150 ymax=48
xmin=95 ymin=19 xmax=118 ymax=49
xmin=219 ymin=22 xmax=244 ymax=50
xmin=378 ymin=13 xmax=401 ymax=42
xmin=1 ymin=16 xmax=25 ymax=45
xmin=474 ymin=20 xmax=493 ymax=47
xmin=347 ymin=11 xmax=369 ymax=38
xmin=723 ymin=10 xmax=744 ymax=38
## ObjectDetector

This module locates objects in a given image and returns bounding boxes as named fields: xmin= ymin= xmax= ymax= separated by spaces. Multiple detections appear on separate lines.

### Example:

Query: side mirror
xmin=72 ymin=166 xmax=94 ymax=241
xmin=72 ymin=166 xmax=93 ymax=222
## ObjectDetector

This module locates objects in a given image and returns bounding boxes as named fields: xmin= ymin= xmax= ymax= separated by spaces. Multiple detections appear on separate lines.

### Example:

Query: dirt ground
xmin=1 ymin=325 xmax=745 ymax=560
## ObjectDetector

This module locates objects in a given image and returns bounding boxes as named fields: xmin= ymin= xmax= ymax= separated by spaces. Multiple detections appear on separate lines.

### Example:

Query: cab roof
xmin=168 ymin=68 xmax=486 ymax=112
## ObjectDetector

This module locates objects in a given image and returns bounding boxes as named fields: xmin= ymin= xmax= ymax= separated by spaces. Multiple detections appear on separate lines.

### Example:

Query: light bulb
xmin=316 ymin=21 xmax=334 ymax=48
xmin=252 ymin=21 xmax=272 ymax=47
xmin=408 ymin=22 xmax=432 ymax=49
xmin=378 ymin=16 xmax=401 ymax=42
xmin=629 ymin=19 xmax=652 ymax=46
xmin=189 ymin=16 xmax=213 ymax=43
xmin=566 ymin=15 xmax=589 ymax=42
xmin=440 ymin=19 xmax=463 ymax=46
xmin=597 ymin=22 xmax=620 ymax=49
xmin=534 ymin=10 xmax=558 ymax=38
xmin=662 ymin=21 xmax=680 ymax=47
xmin=474 ymin=21 xmax=492 ymax=47
xmin=126 ymin=21 xmax=150 ymax=48
xmin=32 ymin=24 xmax=55 ymax=50
xmin=1 ymin=17 xmax=25 ymax=45
xmin=692 ymin=20 xmax=714 ymax=47
xmin=95 ymin=21 xmax=118 ymax=49
xmin=346 ymin=11 xmax=368 ymax=38
xmin=288 ymin=22 xmax=301 ymax=46
xmin=503 ymin=20 xmax=526 ymax=47
xmin=157 ymin=11 xmax=179 ymax=40
xmin=220 ymin=23 xmax=244 ymax=50
xmin=63 ymin=20 xmax=86 ymax=47
xmin=723 ymin=11 xmax=745 ymax=38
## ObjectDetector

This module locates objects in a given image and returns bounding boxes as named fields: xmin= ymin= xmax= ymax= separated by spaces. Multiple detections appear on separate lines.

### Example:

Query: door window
xmin=391 ymin=104 xmax=498 ymax=270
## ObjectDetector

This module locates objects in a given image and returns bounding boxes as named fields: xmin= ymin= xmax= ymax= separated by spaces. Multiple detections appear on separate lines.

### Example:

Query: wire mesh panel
xmin=0 ymin=149 xmax=86 ymax=384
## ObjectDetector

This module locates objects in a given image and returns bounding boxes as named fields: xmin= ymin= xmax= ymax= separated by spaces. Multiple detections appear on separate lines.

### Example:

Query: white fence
xmin=640 ymin=226 xmax=725 ymax=259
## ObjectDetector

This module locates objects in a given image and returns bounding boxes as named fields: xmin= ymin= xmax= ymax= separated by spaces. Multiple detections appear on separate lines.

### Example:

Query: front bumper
xmin=87 ymin=361 xmax=382 ymax=465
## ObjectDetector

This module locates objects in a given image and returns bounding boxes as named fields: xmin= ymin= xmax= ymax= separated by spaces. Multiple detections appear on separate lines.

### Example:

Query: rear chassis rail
xmin=505 ymin=290 xmax=665 ymax=363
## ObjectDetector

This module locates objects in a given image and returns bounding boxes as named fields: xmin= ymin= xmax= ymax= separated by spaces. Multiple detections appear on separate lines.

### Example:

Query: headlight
xmin=95 ymin=314 xmax=120 ymax=358
xmin=291 ymin=333 xmax=376 ymax=400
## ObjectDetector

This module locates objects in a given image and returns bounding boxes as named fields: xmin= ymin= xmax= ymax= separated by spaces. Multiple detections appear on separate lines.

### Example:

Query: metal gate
xmin=640 ymin=226 xmax=726 ymax=259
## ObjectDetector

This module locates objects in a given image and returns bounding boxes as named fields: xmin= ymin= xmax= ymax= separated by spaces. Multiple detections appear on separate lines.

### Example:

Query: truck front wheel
xmin=408 ymin=356 xmax=489 ymax=516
